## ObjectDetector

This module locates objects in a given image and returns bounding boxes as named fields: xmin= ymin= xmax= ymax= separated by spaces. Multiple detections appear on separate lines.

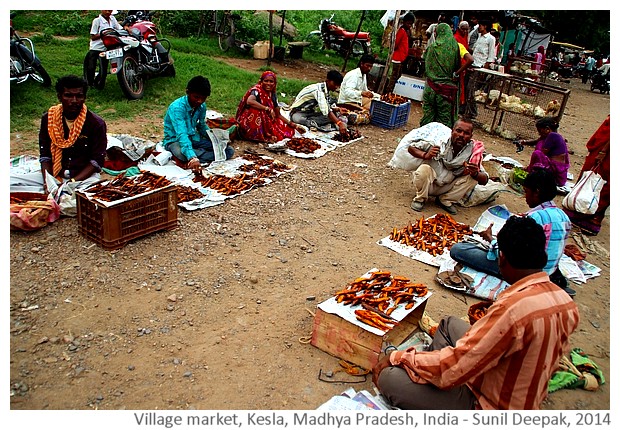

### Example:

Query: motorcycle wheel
xmin=32 ymin=61 xmax=52 ymax=87
xmin=351 ymin=40 xmax=369 ymax=57
xmin=117 ymin=53 xmax=145 ymax=100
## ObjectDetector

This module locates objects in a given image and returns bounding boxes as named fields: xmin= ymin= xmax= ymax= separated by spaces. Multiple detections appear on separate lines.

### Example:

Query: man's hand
xmin=338 ymin=122 xmax=348 ymax=135
xmin=463 ymin=162 xmax=479 ymax=177
xmin=371 ymin=353 xmax=393 ymax=387
xmin=425 ymin=146 xmax=441 ymax=160
xmin=187 ymin=157 xmax=201 ymax=173
xmin=361 ymin=90 xmax=374 ymax=98
xmin=477 ymin=223 xmax=494 ymax=242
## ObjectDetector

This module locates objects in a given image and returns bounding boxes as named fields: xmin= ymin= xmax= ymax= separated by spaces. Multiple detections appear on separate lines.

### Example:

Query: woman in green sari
xmin=420 ymin=23 xmax=461 ymax=128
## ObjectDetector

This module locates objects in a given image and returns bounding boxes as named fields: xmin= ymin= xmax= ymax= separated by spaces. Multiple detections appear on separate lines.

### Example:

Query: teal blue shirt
xmin=163 ymin=95 xmax=209 ymax=160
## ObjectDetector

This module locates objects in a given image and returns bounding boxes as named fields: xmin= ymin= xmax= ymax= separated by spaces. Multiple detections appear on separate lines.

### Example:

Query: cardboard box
xmin=311 ymin=293 xmax=429 ymax=370
xmin=394 ymin=75 xmax=425 ymax=101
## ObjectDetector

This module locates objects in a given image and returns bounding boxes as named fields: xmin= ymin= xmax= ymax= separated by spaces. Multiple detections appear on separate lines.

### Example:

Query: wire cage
xmin=492 ymin=76 xmax=570 ymax=140
xmin=469 ymin=69 xmax=570 ymax=141
xmin=468 ymin=68 xmax=511 ymax=133
xmin=509 ymin=57 xmax=549 ymax=83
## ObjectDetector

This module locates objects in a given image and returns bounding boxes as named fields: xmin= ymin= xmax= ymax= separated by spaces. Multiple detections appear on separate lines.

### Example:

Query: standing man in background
xmin=464 ymin=20 xmax=496 ymax=119
xmin=84 ymin=10 xmax=124 ymax=89
xmin=385 ymin=13 xmax=415 ymax=94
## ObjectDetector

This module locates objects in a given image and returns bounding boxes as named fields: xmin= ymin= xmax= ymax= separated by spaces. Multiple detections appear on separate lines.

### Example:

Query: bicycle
xmin=210 ymin=10 xmax=235 ymax=52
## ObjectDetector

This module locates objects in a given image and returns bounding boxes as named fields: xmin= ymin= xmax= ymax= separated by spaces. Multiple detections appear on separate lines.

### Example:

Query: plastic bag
xmin=458 ymin=181 xmax=510 ymax=207
xmin=206 ymin=128 xmax=231 ymax=163
xmin=562 ymin=170 xmax=606 ymax=215
xmin=387 ymin=122 xmax=451 ymax=171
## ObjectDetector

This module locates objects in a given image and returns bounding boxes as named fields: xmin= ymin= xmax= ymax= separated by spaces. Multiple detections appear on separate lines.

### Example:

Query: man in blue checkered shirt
xmin=450 ymin=168 xmax=574 ymax=297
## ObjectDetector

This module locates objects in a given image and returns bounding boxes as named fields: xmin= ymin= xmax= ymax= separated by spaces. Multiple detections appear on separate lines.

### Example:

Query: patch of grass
xmin=10 ymin=34 xmax=312 ymax=135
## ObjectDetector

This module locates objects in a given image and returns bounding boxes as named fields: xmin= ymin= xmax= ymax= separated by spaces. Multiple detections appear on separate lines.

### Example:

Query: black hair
xmin=402 ymin=13 xmax=415 ymax=23
xmin=535 ymin=117 xmax=559 ymax=132
xmin=454 ymin=117 xmax=473 ymax=129
xmin=497 ymin=216 xmax=547 ymax=270
xmin=479 ymin=20 xmax=492 ymax=29
xmin=55 ymin=75 xmax=87 ymax=96
xmin=326 ymin=70 xmax=344 ymax=84
xmin=523 ymin=169 xmax=558 ymax=202
xmin=186 ymin=75 xmax=211 ymax=97
xmin=359 ymin=54 xmax=375 ymax=67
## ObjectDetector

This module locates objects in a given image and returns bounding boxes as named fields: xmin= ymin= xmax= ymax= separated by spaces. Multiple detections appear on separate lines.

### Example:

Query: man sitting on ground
xmin=10 ymin=75 xmax=106 ymax=196
xmin=408 ymin=118 xmax=487 ymax=215
xmin=163 ymin=75 xmax=234 ymax=173
xmin=372 ymin=215 xmax=580 ymax=410
xmin=337 ymin=54 xmax=380 ymax=124
xmin=450 ymin=168 xmax=575 ymax=296
xmin=289 ymin=70 xmax=347 ymax=134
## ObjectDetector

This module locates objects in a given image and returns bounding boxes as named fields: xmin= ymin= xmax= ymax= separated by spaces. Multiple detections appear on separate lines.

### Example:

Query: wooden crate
xmin=311 ymin=299 xmax=428 ymax=371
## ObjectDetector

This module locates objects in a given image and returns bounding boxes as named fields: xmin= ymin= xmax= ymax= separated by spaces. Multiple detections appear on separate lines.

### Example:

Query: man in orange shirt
xmin=372 ymin=216 xmax=579 ymax=409
xmin=385 ymin=13 xmax=415 ymax=94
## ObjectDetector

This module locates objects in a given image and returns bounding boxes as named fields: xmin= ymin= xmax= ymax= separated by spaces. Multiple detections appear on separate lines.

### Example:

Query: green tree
xmin=522 ymin=10 xmax=610 ymax=55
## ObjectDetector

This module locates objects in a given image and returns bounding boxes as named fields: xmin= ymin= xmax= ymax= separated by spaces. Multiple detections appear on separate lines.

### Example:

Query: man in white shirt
xmin=337 ymin=54 xmax=380 ymax=110
xmin=84 ymin=10 xmax=123 ymax=89
xmin=464 ymin=20 xmax=496 ymax=119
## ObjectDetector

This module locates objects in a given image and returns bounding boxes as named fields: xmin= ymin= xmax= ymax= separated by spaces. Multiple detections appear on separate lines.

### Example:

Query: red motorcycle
xmin=308 ymin=14 xmax=371 ymax=57
xmin=89 ymin=11 xmax=175 ymax=99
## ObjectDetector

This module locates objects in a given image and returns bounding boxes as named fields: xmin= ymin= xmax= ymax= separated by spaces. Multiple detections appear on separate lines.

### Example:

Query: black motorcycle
xmin=10 ymin=13 xmax=52 ymax=87
xmin=590 ymin=69 xmax=610 ymax=94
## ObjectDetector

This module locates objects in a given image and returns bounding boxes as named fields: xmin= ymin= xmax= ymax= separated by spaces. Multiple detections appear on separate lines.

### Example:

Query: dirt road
xmin=9 ymin=59 xmax=610 ymax=411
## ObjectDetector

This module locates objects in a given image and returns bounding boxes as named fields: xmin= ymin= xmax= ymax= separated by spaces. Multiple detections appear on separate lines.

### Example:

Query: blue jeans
xmin=167 ymin=138 xmax=234 ymax=163
xmin=449 ymin=242 xmax=501 ymax=278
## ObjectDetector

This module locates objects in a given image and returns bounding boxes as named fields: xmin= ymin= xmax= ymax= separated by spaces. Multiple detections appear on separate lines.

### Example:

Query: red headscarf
xmin=236 ymin=70 xmax=277 ymax=120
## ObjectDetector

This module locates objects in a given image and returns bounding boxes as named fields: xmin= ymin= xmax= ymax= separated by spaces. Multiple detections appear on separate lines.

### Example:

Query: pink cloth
xmin=469 ymin=140 xmax=485 ymax=166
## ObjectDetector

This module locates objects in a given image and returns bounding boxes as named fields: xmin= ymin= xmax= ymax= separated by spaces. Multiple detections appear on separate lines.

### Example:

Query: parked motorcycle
xmin=92 ymin=10 xmax=174 ymax=100
xmin=590 ymin=69 xmax=610 ymax=94
xmin=10 ymin=13 xmax=52 ymax=87
xmin=308 ymin=14 xmax=371 ymax=57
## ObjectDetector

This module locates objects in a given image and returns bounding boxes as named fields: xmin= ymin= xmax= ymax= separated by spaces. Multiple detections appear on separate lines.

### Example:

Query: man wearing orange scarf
xmin=10 ymin=75 xmax=107 ymax=196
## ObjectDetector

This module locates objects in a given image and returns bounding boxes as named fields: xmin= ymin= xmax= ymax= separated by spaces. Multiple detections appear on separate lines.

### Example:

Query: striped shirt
xmin=390 ymin=272 xmax=579 ymax=409
xmin=527 ymin=201 xmax=572 ymax=274
xmin=290 ymin=82 xmax=331 ymax=116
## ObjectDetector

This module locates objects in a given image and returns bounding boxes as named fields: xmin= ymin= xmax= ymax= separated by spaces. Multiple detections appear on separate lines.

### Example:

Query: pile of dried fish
xmin=85 ymin=171 xmax=172 ymax=202
xmin=193 ymin=154 xmax=292 ymax=196
xmin=332 ymin=129 xmax=362 ymax=142
xmin=334 ymin=269 xmax=428 ymax=331
xmin=176 ymin=184 xmax=205 ymax=203
xmin=285 ymin=137 xmax=321 ymax=154
xmin=380 ymin=93 xmax=408 ymax=105
xmin=389 ymin=214 xmax=472 ymax=256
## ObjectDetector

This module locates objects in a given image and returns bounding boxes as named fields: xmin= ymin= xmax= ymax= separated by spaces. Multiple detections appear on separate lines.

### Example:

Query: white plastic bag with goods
xmin=562 ymin=170 xmax=606 ymax=215
xmin=387 ymin=122 xmax=451 ymax=171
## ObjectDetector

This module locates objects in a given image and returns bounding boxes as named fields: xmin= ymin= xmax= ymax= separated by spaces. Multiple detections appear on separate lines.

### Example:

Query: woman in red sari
xmin=236 ymin=71 xmax=304 ymax=142
xmin=563 ymin=115 xmax=610 ymax=235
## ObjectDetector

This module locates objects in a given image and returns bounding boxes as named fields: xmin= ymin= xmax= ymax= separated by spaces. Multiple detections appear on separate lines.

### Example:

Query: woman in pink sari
xmin=235 ymin=71 xmax=304 ymax=142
